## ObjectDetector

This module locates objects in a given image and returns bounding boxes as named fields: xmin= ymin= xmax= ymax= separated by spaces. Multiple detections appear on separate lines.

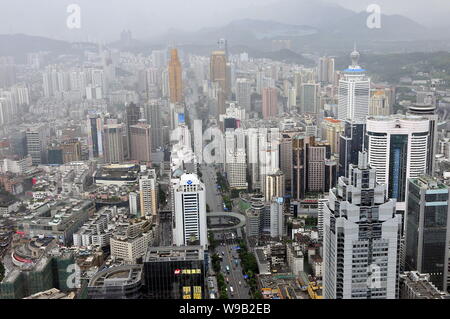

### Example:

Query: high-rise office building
xmin=408 ymin=101 xmax=438 ymax=176
xmin=168 ymin=48 xmax=183 ymax=104
xmin=287 ymin=87 xmax=297 ymax=111
xmin=225 ymin=128 xmax=248 ymax=190
xmin=338 ymin=48 xmax=370 ymax=123
xmin=26 ymin=126 xmax=49 ymax=165
xmin=143 ymin=100 xmax=163 ymax=151
xmin=236 ymin=78 xmax=252 ymax=112
xmin=0 ymin=56 xmax=16 ymax=88
xmin=264 ymin=170 xmax=285 ymax=202
xmin=323 ymin=152 xmax=402 ymax=299
xmin=313 ymin=145 xmax=338 ymax=194
xmin=129 ymin=192 xmax=139 ymax=217
xmin=338 ymin=120 xmax=366 ymax=179
xmin=61 ymin=139 xmax=81 ymax=163
xmin=87 ymin=114 xmax=103 ymax=159
xmin=258 ymin=128 xmax=280 ymax=196
xmin=291 ymin=136 xmax=336 ymax=200
xmin=262 ymin=87 xmax=278 ymax=119
xmin=172 ymin=174 xmax=207 ymax=249
xmin=139 ymin=169 xmax=158 ymax=218
xmin=292 ymin=135 xmax=308 ymax=200
xmin=405 ymin=176 xmax=450 ymax=292
xmin=130 ymin=123 xmax=152 ymax=163
xmin=318 ymin=56 xmax=335 ymax=85
xmin=125 ymin=102 xmax=141 ymax=158
xmin=143 ymin=246 xmax=206 ymax=299
xmin=321 ymin=118 xmax=344 ymax=155
xmin=279 ymin=130 xmax=302 ymax=197
xmin=0 ymin=97 xmax=13 ymax=126
xmin=366 ymin=115 xmax=430 ymax=210
xmin=369 ymin=89 xmax=391 ymax=116
xmin=210 ymin=50 xmax=229 ymax=99
xmin=300 ymin=82 xmax=319 ymax=114
xmin=102 ymin=123 xmax=125 ymax=164
xmin=151 ymin=50 xmax=167 ymax=69
xmin=270 ymin=197 xmax=286 ymax=239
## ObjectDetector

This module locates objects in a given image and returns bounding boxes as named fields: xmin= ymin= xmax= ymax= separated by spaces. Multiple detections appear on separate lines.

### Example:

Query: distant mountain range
xmin=148 ymin=19 xmax=318 ymax=47
xmin=1 ymin=0 xmax=449 ymax=60
xmin=147 ymin=13 xmax=444 ymax=55
xmin=229 ymin=0 xmax=356 ymax=29
xmin=0 ymin=34 xmax=70 ymax=57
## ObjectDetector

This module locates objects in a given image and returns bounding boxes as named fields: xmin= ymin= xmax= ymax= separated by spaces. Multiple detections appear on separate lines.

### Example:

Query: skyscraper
xmin=236 ymin=78 xmax=252 ymax=112
xmin=338 ymin=120 xmax=366 ymax=179
xmin=405 ymin=176 xmax=450 ymax=292
xmin=270 ymin=197 xmax=286 ymax=239
xmin=102 ymin=123 xmax=125 ymax=164
xmin=143 ymin=100 xmax=163 ymax=151
xmin=125 ymin=102 xmax=141 ymax=158
xmin=139 ymin=169 xmax=158 ymax=219
xmin=168 ymin=48 xmax=183 ymax=104
xmin=172 ymin=173 xmax=207 ymax=249
xmin=87 ymin=114 xmax=103 ymax=159
xmin=291 ymin=136 xmax=336 ymax=200
xmin=338 ymin=48 xmax=370 ymax=123
xmin=318 ymin=56 xmax=335 ymax=85
xmin=366 ymin=115 xmax=430 ymax=210
xmin=369 ymin=89 xmax=391 ymax=116
xmin=262 ymin=87 xmax=278 ymax=119
xmin=321 ymin=118 xmax=344 ymax=155
xmin=323 ymin=152 xmax=402 ymax=299
xmin=408 ymin=100 xmax=438 ymax=176
xmin=300 ymin=82 xmax=319 ymax=114
xmin=225 ymin=128 xmax=248 ymax=190
xmin=130 ymin=122 xmax=152 ymax=163
xmin=26 ymin=126 xmax=49 ymax=165
xmin=210 ymin=50 xmax=229 ymax=99
xmin=264 ymin=170 xmax=285 ymax=202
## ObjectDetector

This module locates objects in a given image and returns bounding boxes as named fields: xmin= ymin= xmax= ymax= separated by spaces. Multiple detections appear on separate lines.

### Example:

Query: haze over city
xmin=1 ymin=0 xmax=450 ymax=41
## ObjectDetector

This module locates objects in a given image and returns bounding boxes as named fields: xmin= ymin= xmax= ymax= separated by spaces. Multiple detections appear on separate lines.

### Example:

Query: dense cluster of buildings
xmin=0 ymin=29 xmax=450 ymax=301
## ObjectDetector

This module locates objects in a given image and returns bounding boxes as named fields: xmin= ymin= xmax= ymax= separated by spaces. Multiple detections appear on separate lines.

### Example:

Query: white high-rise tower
xmin=338 ymin=47 xmax=370 ymax=123
xmin=172 ymin=173 xmax=208 ymax=249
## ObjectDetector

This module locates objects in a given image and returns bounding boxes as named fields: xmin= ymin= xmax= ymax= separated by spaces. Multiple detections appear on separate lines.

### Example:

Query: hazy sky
xmin=0 ymin=0 xmax=449 ymax=42
xmin=324 ymin=0 xmax=450 ymax=27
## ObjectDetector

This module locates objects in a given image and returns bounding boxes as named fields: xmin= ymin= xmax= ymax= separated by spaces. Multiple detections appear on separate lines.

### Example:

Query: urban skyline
xmin=0 ymin=0 xmax=449 ymax=307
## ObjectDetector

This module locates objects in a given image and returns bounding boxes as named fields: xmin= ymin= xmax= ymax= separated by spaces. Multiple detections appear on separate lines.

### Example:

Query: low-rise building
xmin=88 ymin=265 xmax=143 ymax=299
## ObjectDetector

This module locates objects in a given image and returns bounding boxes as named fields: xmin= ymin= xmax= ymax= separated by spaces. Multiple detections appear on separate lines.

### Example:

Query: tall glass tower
xmin=405 ymin=176 xmax=450 ymax=292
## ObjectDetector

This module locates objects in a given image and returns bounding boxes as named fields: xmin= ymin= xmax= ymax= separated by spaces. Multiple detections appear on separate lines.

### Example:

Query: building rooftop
xmin=23 ymin=288 xmax=76 ymax=299
xmin=410 ymin=176 xmax=448 ymax=190
xmin=88 ymin=264 xmax=143 ymax=288
xmin=145 ymin=246 xmax=204 ymax=262
xmin=400 ymin=271 xmax=449 ymax=299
